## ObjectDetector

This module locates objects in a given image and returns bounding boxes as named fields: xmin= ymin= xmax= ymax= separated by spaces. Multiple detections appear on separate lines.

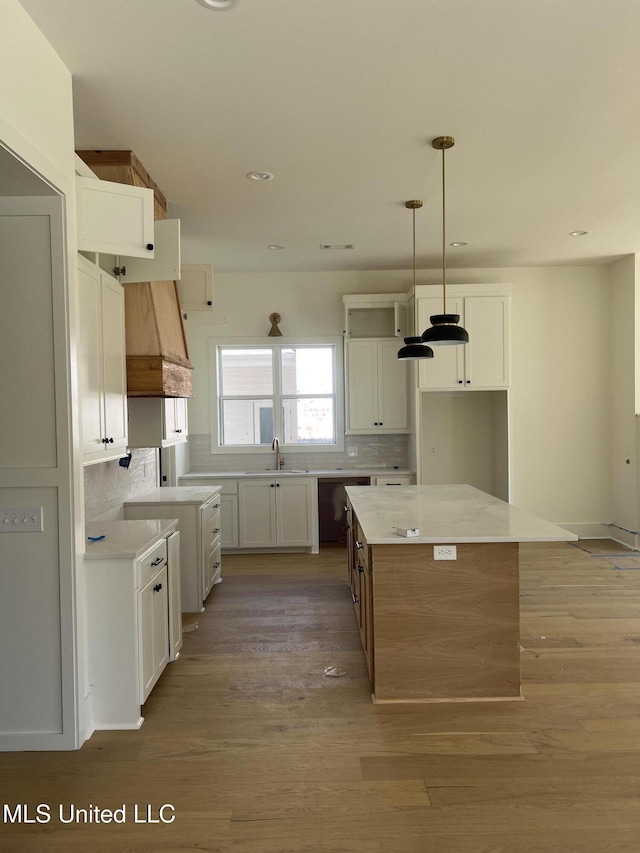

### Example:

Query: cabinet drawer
xmin=206 ymin=507 xmax=222 ymax=548
xmin=209 ymin=544 xmax=222 ymax=587
xmin=373 ymin=475 xmax=411 ymax=486
xmin=138 ymin=539 xmax=167 ymax=588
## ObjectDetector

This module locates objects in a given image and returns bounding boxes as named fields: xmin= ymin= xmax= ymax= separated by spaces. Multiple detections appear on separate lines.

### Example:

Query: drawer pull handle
xmin=153 ymin=583 xmax=163 ymax=592
xmin=352 ymin=593 xmax=358 ymax=603
xmin=213 ymin=528 xmax=221 ymax=535
xmin=355 ymin=540 xmax=363 ymax=550
xmin=213 ymin=562 xmax=221 ymax=569
xmin=150 ymin=557 xmax=164 ymax=566
xmin=213 ymin=503 xmax=221 ymax=509
xmin=358 ymin=565 xmax=364 ymax=574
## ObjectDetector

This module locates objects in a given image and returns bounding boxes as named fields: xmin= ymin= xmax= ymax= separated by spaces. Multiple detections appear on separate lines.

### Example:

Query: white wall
xmin=182 ymin=263 xmax=614 ymax=528
xmin=0 ymin=0 xmax=82 ymax=750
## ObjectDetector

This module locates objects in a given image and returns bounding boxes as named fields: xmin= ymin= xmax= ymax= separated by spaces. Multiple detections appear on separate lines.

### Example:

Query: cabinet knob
xmin=109 ymin=437 xmax=114 ymax=443
xmin=153 ymin=583 xmax=163 ymax=592
xmin=458 ymin=380 xmax=463 ymax=384
xmin=466 ymin=380 xmax=471 ymax=384
xmin=207 ymin=300 xmax=212 ymax=306
xmin=146 ymin=243 xmax=154 ymax=251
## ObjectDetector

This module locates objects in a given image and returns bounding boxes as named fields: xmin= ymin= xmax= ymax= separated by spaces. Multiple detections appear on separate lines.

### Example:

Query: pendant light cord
xmin=441 ymin=144 xmax=447 ymax=315
xmin=412 ymin=205 xmax=417 ymax=335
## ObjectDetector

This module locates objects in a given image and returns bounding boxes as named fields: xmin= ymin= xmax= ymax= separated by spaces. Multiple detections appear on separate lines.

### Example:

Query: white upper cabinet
xmin=119 ymin=219 xmax=181 ymax=283
xmin=178 ymin=264 xmax=214 ymax=312
xmin=346 ymin=338 xmax=409 ymax=433
xmin=417 ymin=285 xmax=511 ymax=391
xmin=76 ymin=175 xmax=155 ymax=258
xmin=78 ymin=256 xmax=128 ymax=464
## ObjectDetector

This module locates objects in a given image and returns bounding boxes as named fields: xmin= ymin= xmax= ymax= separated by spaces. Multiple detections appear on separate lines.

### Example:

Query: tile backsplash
xmin=84 ymin=448 xmax=158 ymax=520
xmin=187 ymin=433 xmax=409 ymax=472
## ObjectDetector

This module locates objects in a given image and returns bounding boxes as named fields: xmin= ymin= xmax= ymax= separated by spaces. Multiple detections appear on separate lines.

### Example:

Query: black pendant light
xmin=398 ymin=200 xmax=434 ymax=360
xmin=421 ymin=136 xmax=469 ymax=347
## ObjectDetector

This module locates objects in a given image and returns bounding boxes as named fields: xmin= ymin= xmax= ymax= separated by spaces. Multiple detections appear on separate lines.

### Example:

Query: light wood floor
xmin=2 ymin=540 xmax=640 ymax=852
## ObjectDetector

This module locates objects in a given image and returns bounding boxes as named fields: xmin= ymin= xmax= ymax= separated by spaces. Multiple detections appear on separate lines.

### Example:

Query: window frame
xmin=208 ymin=336 xmax=344 ymax=454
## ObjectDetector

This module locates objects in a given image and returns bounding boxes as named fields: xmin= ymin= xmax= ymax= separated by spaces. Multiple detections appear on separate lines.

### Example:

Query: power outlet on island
xmin=433 ymin=545 xmax=457 ymax=561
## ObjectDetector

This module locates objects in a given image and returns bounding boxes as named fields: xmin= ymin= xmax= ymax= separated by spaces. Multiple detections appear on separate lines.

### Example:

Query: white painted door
xmin=347 ymin=340 xmax=378 ymax=431
xmin=276 ymin=479 xmax=313 ymax=546
xmin=100 ymin=272 xmax=128 ymax=451
xmin=76 ymin=176 xmax=155 ymax=258
xmin=464 ymin=296 xmax=510 ymax=389
xmin=377 ymin=339 xmax=409 ymax=431
xmin=239 ymin=479 xmax=277 ymax=547
xmin=78 ymin=261 xmax=103 ymax=455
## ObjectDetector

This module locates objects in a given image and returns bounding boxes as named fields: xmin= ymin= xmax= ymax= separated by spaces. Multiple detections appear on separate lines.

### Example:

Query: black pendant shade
xmin=398 ymin=199 xmax=433 ymax=361
xmin=421 ymin=313 xmax=469 ymax=346
xmin=398 ymin=336 xmax=434 ymax=360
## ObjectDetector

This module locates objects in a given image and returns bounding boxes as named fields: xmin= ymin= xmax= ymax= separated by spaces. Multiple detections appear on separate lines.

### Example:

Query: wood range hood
xmin=77 ymin=150 xmax=193 ymax=398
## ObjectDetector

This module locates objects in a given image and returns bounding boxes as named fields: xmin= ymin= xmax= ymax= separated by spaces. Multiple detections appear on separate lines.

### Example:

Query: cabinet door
xmin=377 ymin=340 xmax=408 ymax=430
xmin=464 ymin=296 xmax=510 ymax=389
xmin=238 ymin=480 xmax=277 ymax=547
xmin=78 ymin=261 xmax=103 ymax=455
xmin=100 ymin=272 xmax=128 ymax=451
xmin=417 ymin=296 xmax=464 ymax=389
xmin=276 ymin=479 xmax=313 ymax=547
xmin=119 ymin=219 xmax=181 ymax=283
xmin=153 ymin=567 xmax=170 ymax=678
xmin=220 ymin=494 xmax=239 ymax=548
xmin=346 ymin=340 xmax=378 ymax=431
xmin=76 ymin=176 xmax=155 ymax=258
xmin=178 ymin=264 xmax=214 ymax=311
xmin=138 ymin=575 xmax=157 ymax=703
xmin=167 ymin=532 xmax=182 ymax=661
xmin=173 ymin=397 xmax=189 ymax=439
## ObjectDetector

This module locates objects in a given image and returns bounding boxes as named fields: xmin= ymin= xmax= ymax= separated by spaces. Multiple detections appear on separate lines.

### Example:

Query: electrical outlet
xmin=433 ymin=545 xmax=457 ymax=560
xmin=347 ymin=446 xmax=358 ymax=457
xmin=0 ymin=507 xmax=43 ymax=532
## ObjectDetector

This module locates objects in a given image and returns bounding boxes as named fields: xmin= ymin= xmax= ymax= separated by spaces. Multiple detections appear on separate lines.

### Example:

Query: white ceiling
xmin=18 ymin=0 xmax=640 ymax=273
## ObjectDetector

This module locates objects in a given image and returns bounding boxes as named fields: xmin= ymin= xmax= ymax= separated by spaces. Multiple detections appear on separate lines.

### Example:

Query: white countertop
xmin=179 ymin=467 xmax=414 ymax=480
xmin=84 ymin=519 xmax=179 ymax=560
xmin=345 ymin=484 xmax=579 ymax=545
xmin=124 ymin=486 xmax=221 ymax=506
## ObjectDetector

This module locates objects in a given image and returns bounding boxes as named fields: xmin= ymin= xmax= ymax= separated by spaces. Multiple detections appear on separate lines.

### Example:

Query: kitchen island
xmin=345 ymin=484 xmax=578 ymax=704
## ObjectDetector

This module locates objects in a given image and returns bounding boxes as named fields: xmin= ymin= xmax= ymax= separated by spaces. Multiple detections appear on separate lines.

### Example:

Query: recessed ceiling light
xmin=197 ymin=0 xmax=235 ymax=9
xmin=450 ymin=241 xmax=469 ymax=247
xmin=569 ymin=230 xmax=590 ymax=237
xmin=246 ymin=171 xmax=274 ymax=182
xmin=267 ymin=245 xmax=285 ymax=250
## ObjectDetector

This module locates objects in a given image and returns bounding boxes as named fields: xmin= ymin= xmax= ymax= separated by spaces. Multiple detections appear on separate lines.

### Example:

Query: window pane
xmin=281 ymin=347 xmax=334 ymax=395
xmin=220 ymin=348 xmax=273 ymax=396
xmin=282 ymin=398 xmax=335 ymax=444
xmin=221 ymin=399 xmax=273 ymax=445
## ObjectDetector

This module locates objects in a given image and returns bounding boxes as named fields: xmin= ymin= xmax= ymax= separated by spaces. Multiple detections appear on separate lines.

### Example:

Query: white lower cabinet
xmin=238 ymin=478 xmax=314 ymax=548
xmin=85 ymin=525 xmax=180 ymax=729
xmin=124 ymin=487 xmax=223 ymax=613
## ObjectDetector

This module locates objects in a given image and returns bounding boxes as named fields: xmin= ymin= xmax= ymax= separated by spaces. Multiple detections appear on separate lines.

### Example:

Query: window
xmin=212 ymin=341 xmax=342 ymax=450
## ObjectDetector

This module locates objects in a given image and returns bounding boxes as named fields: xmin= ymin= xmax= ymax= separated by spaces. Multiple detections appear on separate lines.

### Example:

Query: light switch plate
xmin=434 ymin=545 xmax=457 ymax=560
xmin=0 ymin=507 xmax=43 ymax=532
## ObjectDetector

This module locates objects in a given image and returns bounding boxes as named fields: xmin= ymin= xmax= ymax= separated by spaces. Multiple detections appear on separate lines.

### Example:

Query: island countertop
xmin=345 ymin=483 xmax=578 ymax=545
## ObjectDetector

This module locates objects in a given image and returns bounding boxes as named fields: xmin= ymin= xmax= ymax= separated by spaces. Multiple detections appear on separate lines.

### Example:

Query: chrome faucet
xmin=271 ymin=436 xmax=285 ymax=470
